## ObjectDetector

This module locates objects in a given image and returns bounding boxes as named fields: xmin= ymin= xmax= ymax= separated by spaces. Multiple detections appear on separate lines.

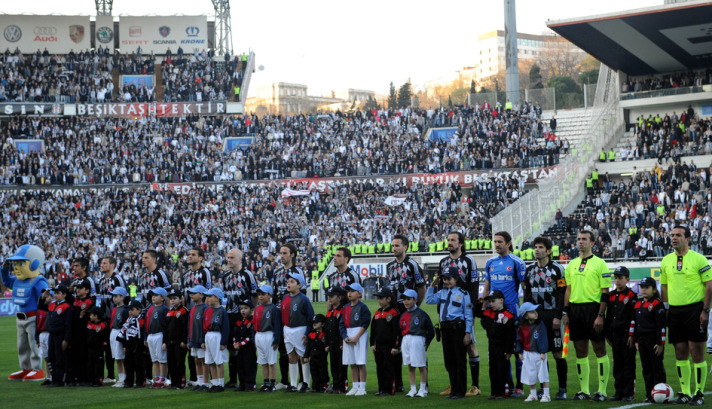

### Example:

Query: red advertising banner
xmin=151 ymin=165 xmax=560 ymax=195
xmin=75 ymin=102 xmax=227 ymax=117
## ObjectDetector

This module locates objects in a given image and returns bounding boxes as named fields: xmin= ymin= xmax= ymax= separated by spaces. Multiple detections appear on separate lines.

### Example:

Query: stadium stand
xmin=0 ymin=174 xmax=522 ymax=288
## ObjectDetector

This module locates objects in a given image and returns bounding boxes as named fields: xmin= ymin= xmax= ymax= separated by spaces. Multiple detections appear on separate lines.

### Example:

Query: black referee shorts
xmin=540 ymin=309 xmax=564 ymax=352
xmin=668 ymin=302 xmax=707 ymax=344
xmin=569 ymin=302 xmax=605 ymax=343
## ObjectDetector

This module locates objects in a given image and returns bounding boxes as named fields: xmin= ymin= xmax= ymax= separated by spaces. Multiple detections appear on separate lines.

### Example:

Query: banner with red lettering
xmin=150 ymin=165 xmax=560 ymax=195
xmin=75 ymin=102 xmax=227 ymax=117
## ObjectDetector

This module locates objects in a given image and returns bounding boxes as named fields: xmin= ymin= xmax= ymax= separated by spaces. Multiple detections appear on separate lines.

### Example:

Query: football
xmin=652 ymin=383 xmax=674 ymax=403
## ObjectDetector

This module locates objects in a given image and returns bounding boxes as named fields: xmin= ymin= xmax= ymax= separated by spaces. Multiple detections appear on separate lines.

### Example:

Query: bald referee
xmin=661 ymin=225 xmax=712 ymax=405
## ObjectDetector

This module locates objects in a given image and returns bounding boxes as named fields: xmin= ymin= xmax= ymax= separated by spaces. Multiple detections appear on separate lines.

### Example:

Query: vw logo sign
xmin=3 ymin=25 xmax=22 ymax=42
xmin=34 ymin=27 xmax=57 ymax=35
xmin=186 ymin=26 xmax=199 ymax=37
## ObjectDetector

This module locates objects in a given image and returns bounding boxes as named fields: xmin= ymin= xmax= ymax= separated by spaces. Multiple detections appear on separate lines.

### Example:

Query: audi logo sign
xmin=3 ymin=25 xmax=22 ymax=42
xmin=33 ymin=26 xmax=57 ymax=35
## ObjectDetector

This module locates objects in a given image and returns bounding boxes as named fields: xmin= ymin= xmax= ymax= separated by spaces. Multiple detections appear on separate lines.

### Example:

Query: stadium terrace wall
xmin=0 ymin=166 xmax=561 ymax=196
xmin=0 ymin=102 xmax=236 ymax=117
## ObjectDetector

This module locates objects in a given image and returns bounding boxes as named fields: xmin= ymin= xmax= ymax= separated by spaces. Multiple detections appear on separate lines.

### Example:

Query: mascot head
xmin=7 ymin=245 xmax=45 ymax=280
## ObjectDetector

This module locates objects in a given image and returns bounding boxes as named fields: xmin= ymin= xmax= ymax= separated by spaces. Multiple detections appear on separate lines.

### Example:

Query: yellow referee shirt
xmin=565 ymin=255 xmax=610 ymax=303
xmin=660 ymin=250 xmax=712 ymax=306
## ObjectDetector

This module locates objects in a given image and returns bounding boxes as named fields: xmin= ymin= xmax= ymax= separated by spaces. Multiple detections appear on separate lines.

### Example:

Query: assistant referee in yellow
xmin=562 ymin=230 xmax=611 ymax=401
xmin=661 ymin=225 xmax=712 ymax=406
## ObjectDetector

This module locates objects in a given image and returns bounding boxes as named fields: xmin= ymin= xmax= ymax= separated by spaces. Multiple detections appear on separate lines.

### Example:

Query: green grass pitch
xmin=0 ymin=299 xmax=703 ymax=408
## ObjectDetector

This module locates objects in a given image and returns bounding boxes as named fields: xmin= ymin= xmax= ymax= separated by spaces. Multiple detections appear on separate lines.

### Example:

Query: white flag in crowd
xmin=384 ymin=196 xmax=407 ymax=206
xmin=281 ymin=188 xmax=311 ymax=197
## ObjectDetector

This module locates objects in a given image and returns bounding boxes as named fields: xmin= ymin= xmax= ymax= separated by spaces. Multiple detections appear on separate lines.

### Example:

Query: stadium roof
xmin=547 ymin=0 xmax=712 ymax=76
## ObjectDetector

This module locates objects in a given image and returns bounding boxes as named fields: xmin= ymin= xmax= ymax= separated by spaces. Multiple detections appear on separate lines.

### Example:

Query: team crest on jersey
xmin=533 ymin=331 xmax=539 ymax=339
xmin=96 ymin=327 xmax=101 ymax=333
xmin=506 ymin=266 xmax=512 ymax=271
xmin=214 ymin=317 xmax=220 ymax=323
xmin=232 ymin=277 xmax=237 ymax=281
xmin=386 ymin=314 xmax=393 ymax=322
xmin=497 ymin=313 xmax=508 ymax=324
xmin=293 ymin=305 xmax=298 ymax=311
xmin=490 ymin=267 xmax=495 ymax=272
xmin=238 ymin=282 xmax=242 ymax=288
xmin=150 ymin=281 xmax=155 ymax=286
xmin=455 ymin=295 xmax=462 ymax=302
xmin=354 ymin=313 xmax=359 ymax=321
xmin=153 ymin=312 xmax=158 ymax=319
xmin=402 ymin=272 xmax=407 ymax=278
xmin=545 ymin=277 xmax=551 ymax=284
xmin=196 ymin=313 xmax=201 ymax=319
xmin=623 ymin=297 xmax=629 ymax=304
xmin=648 ymin=304 xmax=654 ymax=311
xmin=266 ymin=311 xmax=270 ymax=319
xmin=414 ymin=317 xmax=419 ymax=325
xmin=57 ymin=308 xmax=62 ymax=314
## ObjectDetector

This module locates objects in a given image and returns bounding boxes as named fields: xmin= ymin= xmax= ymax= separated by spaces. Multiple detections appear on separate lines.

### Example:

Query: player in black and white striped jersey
xmin=522 ymin=236 xmax=567 ymax=400
xmin=97 ymin=255 xmax=126 ymax=384
xmin=438 ymin=231 xmax=481 ymax=397
xmin=181 ymin=247 xmax=213 ymax=308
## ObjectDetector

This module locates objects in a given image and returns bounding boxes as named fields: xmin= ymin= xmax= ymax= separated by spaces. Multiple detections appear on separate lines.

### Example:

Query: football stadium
xmin=1 ymin=0 xmax=711 ymax=407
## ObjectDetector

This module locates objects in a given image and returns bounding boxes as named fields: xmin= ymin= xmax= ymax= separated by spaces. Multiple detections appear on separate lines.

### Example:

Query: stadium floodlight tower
xmin=95 ymin=0 xmax=113 ymax=16
xmin=212 ymin=0 xmax=233 ymax=56
xmin=504 ymin=0 xmax=519 ymax=105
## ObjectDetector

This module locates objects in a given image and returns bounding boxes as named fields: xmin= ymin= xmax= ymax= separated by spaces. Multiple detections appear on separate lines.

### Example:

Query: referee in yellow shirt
xmin=562 ymin=230 xmax=611 ymax=401
xmin=660 ymin=225 xmax=712 ymax=405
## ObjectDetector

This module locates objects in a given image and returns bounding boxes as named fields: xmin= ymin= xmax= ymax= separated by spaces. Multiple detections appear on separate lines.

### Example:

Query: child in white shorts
xmin=340 ymin=283 xmax=371 ymax=396
xmin=398 ymin=289 xmax=434 ymax=398
xmin=254 ymin=285 xmax=281 ymax=392
xmin=516 ymin=302 xmax=550 ymax=402
xmin=109 ymin=287 xmax=129 ymax=387
xmin=202 ymin=288 xmax=230 ymax=392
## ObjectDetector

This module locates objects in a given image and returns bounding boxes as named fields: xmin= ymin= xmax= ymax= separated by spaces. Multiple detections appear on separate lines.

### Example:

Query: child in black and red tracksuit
xmin=325 ymin=286 xmax=348 ymax=394
xmin=40 ymin=285 xmax=72 ymax=387
xmin=370 ymin=287 xmax=401 ymax=396
xmin=232 ymin=300 xmax=257 ymax=391
xmin=86 ymin=307 xmax=110 ymax=386
xmin=164 ymin=289 xmax=189 ymax=389
xmin=70 ymin=281 xmax=94 ymax=385
xmin=605 ymin=267 xmax=637 ymax=402
xmin=305 ymin=314 xmax=329 ymax=392
xmin=631 ymin=277 xmax=667 ymax=402
xmin=475 ymin=290 xmax=516 ymax=399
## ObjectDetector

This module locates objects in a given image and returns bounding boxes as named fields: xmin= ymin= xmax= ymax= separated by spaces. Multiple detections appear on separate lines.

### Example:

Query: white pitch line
xmin=610 ymin=391 xmax=712 ymax=409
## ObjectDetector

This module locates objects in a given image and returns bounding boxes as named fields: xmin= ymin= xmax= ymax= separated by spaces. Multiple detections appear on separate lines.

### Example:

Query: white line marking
xmin=611 ymin=391 xmax=712 ymax=409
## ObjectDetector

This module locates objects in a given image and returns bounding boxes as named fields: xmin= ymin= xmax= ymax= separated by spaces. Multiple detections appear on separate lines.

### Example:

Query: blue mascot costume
xmin=1 ymin=245 xmax=48 ymax=381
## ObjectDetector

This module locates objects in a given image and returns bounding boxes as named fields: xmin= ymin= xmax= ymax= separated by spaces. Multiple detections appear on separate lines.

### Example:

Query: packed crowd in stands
xmin=0 ymin=47 xmax=245 ymax=104
xmin=161 ymin=47 xmax=244 ymax=102
xmin=0 ymin=101 xmax=562 ymax=186
xmin=621 ymin=67 xmax=712 ymax=93
xmin=542 ymin=160 xmax=712 ymax=260
xmin=0 ymin=175 xmax=523 ymax=290
xmin=620 ymin=109 xmax=712 ymax=161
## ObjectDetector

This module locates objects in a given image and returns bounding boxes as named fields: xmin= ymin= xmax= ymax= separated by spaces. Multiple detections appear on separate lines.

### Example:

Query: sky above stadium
xmin=2 ymin=0 xmax=661 ymax=96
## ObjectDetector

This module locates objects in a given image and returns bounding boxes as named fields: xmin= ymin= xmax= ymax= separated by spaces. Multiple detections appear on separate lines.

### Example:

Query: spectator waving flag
xmin=281 ymin=188 xmax=311 ymax=197
xmin=384 ymin=196 xmax=407 ymax=206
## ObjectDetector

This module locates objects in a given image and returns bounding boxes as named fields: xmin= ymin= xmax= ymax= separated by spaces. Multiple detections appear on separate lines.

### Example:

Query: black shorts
xmin=569 ymin=302 xmax=605 ymax=343
xmin=668 ymin=302 xmax=708 ymax=344
xmin=540 ymin=309 xmax=564 ymax=352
